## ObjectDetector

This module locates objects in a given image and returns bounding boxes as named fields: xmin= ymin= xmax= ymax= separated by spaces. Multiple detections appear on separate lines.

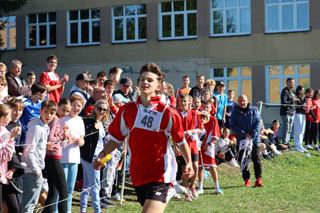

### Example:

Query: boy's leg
xmin=22 ymin=173 xmax=43 ymax=213
xmin=143 ymin=200 xmax=167 ymax=213
xmin=190 ymin=161 xmax=198 ymax=188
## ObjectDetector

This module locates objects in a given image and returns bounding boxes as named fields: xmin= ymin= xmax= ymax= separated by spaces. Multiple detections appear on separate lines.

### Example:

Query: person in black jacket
xmin=280 ymin=78 xmax=297 ymax=148
xmin=80 ymin=99 xmax=110 ymax=213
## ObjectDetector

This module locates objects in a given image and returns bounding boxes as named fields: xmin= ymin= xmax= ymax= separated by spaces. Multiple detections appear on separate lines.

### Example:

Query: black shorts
xmin=177 ymin=154 xmax=198 ymax=166
xmin=134 ymin=182 xmax=170 ymax=206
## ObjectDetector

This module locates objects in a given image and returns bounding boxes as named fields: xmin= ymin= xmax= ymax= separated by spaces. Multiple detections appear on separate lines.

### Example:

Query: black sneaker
xmin=101 ymin=198 xmax=115 ymax=207
xmin=100 ymin=202 xmax=108 ymax=210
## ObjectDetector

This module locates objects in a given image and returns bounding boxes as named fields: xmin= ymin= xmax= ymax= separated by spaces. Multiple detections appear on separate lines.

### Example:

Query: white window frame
xmin=66 ymin=9 xmax=101 ymax=46
xmin=26 ymin=13 xmax=56 ymax=48
xmin=265 ymin=0 xmax=309 ymax=33
xmin=211 ymin=66 xmax=252 ymax=95
xmin=158 ymin=0 xmax=197 ymax=40
xmin=0 ymin=16 xmax=16 ymax=50
xmin=210 ymin=0 xmax=251 ymax=37
xmin=112 ymin=4 xmax=147 ymax=43
xmin=265 ymin=64 xmax=310 ymax=104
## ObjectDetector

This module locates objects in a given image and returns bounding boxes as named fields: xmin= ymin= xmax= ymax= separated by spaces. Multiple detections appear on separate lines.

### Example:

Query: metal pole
xmin=120 ymin=138 xmax=127 ymax=205
xmin=258 ymin=101 xmax=263 ymax=114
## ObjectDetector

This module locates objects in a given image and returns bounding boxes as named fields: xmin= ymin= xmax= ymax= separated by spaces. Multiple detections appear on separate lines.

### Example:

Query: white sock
xmin=215 ymin=181 xmax=219 ymax=189
xmin=198 ymin=181 xmax=203 ymax=190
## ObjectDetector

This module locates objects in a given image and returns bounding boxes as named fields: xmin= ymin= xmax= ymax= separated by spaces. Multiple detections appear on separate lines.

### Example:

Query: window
xmin=265 ymin=64 xmax=310 ymax=104
xmin=265 ymin=0 xmax=309 ymax=33
xmin=112 ymin=4 xmax=147 ymax=43
xmin=212 ymin=66 xmax=252 ymax=102
xmin=159 ymin=0 xmax=197 ymax=40
xmin=67 ymin=8 xmax=100 ymax=46
xmin=26 ymin=13 xmax=56 ymax=48
xmin=210 ymin=0 xmax=251 ymax=36
xmin=0 ymin=16 xmax=16 ymax=50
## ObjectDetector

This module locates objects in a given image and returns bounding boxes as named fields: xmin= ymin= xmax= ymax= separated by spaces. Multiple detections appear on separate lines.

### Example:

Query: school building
xmin=1 ymin=0 xmax=320 ymax=123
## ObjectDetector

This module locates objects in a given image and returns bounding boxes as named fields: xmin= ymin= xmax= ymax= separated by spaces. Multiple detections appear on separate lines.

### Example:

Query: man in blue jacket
xmin=231 ymin=94 xmax=263 ymax=187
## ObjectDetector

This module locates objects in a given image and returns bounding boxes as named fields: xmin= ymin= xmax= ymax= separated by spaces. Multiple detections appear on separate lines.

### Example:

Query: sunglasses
xmin=97 ymin=106 xmax=108 ymax=113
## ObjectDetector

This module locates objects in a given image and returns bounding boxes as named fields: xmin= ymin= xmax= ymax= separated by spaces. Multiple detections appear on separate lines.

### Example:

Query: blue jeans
xmin=281 ymin=114 xmax=295 ymax=145
xmin=80 ymin=158 xmax=101 ymax=213
xmin=62 ymin=163 xmax=78 ymax=213
xmin=22 ymin=173 xmax=43 ymax=213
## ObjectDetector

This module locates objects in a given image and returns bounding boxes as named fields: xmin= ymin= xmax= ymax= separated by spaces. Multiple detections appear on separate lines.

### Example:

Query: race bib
xmin=133 ymin=105 xmax=166 ymax=132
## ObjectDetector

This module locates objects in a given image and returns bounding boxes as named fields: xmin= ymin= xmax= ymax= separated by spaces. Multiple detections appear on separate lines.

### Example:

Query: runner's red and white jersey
xmin=108 ymin=96 xmax=185 ymax=187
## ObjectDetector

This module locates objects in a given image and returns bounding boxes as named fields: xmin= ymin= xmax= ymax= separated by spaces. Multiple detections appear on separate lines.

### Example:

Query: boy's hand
xmin=93 ymin=156 xmax=103 ymax=170
xmin=47 ymin=142 xmax=55 ymax=151
xmin=10 ymin=126 xmax=21 ymax=138
xmin=94 ymin=122 xmax=100 ymax=130
xmin=35 ymin=173 xmax=41 ymax=178
xmin=6 ymin=169 xmax=15 ymax=179
xmin=182 ymin=163 xmax=194 ymax=179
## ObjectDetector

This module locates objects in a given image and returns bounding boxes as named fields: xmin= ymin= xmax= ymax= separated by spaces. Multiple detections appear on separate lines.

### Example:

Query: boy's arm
xmin=24 ymin=125 xmax=41 ymax=176
xmin=94 ymin=140 xmax=120 ymax=169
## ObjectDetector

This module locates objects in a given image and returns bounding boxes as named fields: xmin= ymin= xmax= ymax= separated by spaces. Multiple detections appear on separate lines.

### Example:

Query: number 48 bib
xmin=133 ymin=105 xmax=167 ymax=132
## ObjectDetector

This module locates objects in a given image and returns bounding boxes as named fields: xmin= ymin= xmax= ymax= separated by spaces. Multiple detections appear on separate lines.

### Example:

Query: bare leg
xmin=142 ymin=199 xmax=167 ymax=213
xmin=189 ymin=161 xmax=198 ymax=188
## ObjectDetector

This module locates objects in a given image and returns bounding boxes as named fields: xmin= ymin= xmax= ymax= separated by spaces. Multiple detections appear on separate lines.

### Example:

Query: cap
xmin=120 ymin=77 xmax=132 ymax=87
xmin=198 ymin=111 xmax=210 ymax=122
xmin=217 ymin=81 xmax=225 ymax=87
xmin=76 ymin=73 xmax=92 ymax=81
xmin=113 ymin=94 xmax=127 ymax=103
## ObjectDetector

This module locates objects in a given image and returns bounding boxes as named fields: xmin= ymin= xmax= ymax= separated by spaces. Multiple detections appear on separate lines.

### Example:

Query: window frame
xmin=158 ymin=0 xmax=198 ymax=40
xmin=66 ymin=8 xmax=101 ymax=46
xmin=265 ymin=64 xmax=310 ymax=104
xmin=0 ymin=16 xmax=16 ymax=50
xmin=112 ymin=4 xmax=147 ymax=43
xmin=210 ymin=0 xmax=251 ymax=37
xmin=211 ymin=66 xmax=252 ymax=101
xmin=26 ymin=13 xmax=56 ymax=49
xmin=265 ymin=0 xmax=310 ymax=33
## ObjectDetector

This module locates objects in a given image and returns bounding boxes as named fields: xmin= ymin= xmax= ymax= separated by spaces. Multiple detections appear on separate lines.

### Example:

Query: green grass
xmin=72 ymin=150 xmax=320 ymax=212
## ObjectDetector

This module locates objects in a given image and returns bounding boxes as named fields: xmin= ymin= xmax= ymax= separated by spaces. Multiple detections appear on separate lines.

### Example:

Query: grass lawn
xmin=71 ymin=150 xmax=320 ymax=212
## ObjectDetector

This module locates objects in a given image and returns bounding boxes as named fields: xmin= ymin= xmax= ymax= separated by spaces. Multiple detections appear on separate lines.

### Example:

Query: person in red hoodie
xmin=310 ymin=89 xmax=320 ymax=151
xmin=176 ymin=93 xmax=201 ymax=201
xmin=197 ymin=102 xmax=222 ymax=195
xmin=303 ymin=88 xmax=315 ymax=150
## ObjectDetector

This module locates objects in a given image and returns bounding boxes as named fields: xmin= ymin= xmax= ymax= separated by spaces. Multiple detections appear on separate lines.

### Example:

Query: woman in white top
xmin=61 ymin=95 xmax=85 ymax=213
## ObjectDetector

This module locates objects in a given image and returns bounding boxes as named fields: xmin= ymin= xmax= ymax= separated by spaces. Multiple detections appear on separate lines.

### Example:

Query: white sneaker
xmin=228 ymin=159 xmax=239 ymax=168
xmin=174 ymin=184 xmax=187 ymax=194
xmin=174 ymin=193 xmax=181 ymax=199
xmin=294 ymin=148 xmax=305 ymax=153
xmin=273 ymin=149 xmax=282 ymax=155
xmin=305 ymin=145 xmax=313 ymax=150
xmin=302 ymin=147 xmax=308 ymax=152
xmin=196 ymin=188 xmax=204 ymax=195
xmin=166 ymin=186 xmax=176 ymax=202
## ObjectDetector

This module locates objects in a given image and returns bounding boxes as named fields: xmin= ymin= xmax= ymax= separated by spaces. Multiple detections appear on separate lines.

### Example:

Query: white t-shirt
xmin=61 ymin=115 xmax=85 ymax=164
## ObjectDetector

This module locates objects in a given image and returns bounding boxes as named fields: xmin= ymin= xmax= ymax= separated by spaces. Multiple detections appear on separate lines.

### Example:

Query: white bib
xmin=133 ymin=104 xmax=167 ymax=132
xmin=47 ymin=72 xmax=58 ymax=81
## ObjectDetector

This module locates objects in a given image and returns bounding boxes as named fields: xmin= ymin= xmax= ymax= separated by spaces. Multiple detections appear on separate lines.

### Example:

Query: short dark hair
xmin=104 ymin=79 xmax=115 ymax=87
xmin=182 ymin=75 xmax=190 ymax=79
xmin=306 ymin=88 xmax=313 ymax=94
xmin=27 ymin=71 xmax=36 ymax=77
xmin=46 ymin=55 xmax=58 ymax=63
xmin=140 ymin=63 xmax=164 ymax=83
xmin=7 ymin=97 xmax=24 ymax=110
xmin=96 ymin=71 xmax=107 ymax=78
xmin=31 ymin=82 xmax=47 ymax=94
xmin=58 ymin=98 xmax=71 ymax=107
xmin=41 ymin=100 xmax=58 ymax=111
xmin=109 ymin=67 xmax=118 ymax=75
xmin=272 ymin=120 xmax=280 ymax=124
xmin=286 ymin=78 xmax=294 ymax=84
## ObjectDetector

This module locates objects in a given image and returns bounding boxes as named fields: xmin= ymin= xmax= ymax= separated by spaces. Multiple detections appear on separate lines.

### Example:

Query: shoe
xmin=166 ymin=186 xmax=176 ymax=202
xmin=294 ymin=147 xmax=305 ymax=153
xmin=228 ymin=159 xmax=239 ymax=168
xmin=305 ymin=144 xmax=313 ymax=150
xmin=273 ymin=149 xmax=281 ymax=155
xmin=111 ymin=193 xmax=121 ymax=201
xmin=196 ymin=188 xmax=204 ymax=195
xmin=244 ymin=179 xmax=252 ymax=187
xmin=214 ymin=187 xmax=224 ymax=195
xmin=255 ymin=178 xmax=264 ymax=187
xmin=313 ymin=145 xmax=320 ymax=151
xmin=100 ymin=202 xmax=107 ymax=210
xmin=174 ymin=184 xmax=187 ymax=194
xmin=190 ymin=187 xmax=198 ymax=199
xmin=101 ymin=198 xmax=115 ymax=207
xmin=174 ymin=193 xmax=181 ymax=199
xmin=185 ymin=194 xmax=192 ymax=202
xmin=302 ymin=147 xmax=308 ymax=152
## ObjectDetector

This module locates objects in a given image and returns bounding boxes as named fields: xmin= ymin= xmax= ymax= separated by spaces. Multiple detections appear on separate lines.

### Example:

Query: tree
xmin=0 ymin=0 xmax=27 ymax=54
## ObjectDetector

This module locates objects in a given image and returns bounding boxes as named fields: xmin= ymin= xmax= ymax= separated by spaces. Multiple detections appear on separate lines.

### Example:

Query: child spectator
xmin=216 ymin=128 xmax=239 ymax=167
xmin=293 ymin=85 xmax=307 ymax=152
xmin=197 ymin=102 xmax=222 ymax=194
xmin=205 ymin=79 xmax=217 ymax=108
xmin=189 ymin=74 xmax=205 ymax=99
xmin=214 ymin=81 xmax=228 ymax=128
xmin=7 ymin=98 xmax=25 ymax=155
xmin=310 ymin=89 xmax=320 ymax=151
xmin=61 ymin=95 xmax=85 ymax=212
xmin=109 ymin=67 xmax=122 ymax=85
xmin=166 ymin=83 xmax=176 ymax=108
xmin=43 ymin=98 xmax=72 ymax=213
xmin=96 ymin=71 xmax=108 ymax=89
xmin=225 ymin=90 xmax=235 ymax=129
xmin=269 ymin=120 xmax=287 ymax=151
xmin=26 ymin=72 xmax=36 ymax=87
xmin=192 ymin=97 xmax=201 ymax=112
xmin=21 ymin=82 xmax=47 ymax=133
xmin=0 ymin=62 xmax=7 ymax=76
xmin=303 ymin=88 xmax=315 ymax=149
xmin=260 ymin=121 xmax=281 ymax=159
xmin=176 ymin=75 xmax=191 ymax=100
xmin=21 ymin=100 xmax=57 ymax=213
xmin=177 ymin=93 xmax=201 ymax=201
xmin=0 ymin=104 xmax=21 ymax=212
xmin=0 ymin=75 xmax=9 ymax=103
xmin=40 ymin=55 xmax=69 ymax=104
